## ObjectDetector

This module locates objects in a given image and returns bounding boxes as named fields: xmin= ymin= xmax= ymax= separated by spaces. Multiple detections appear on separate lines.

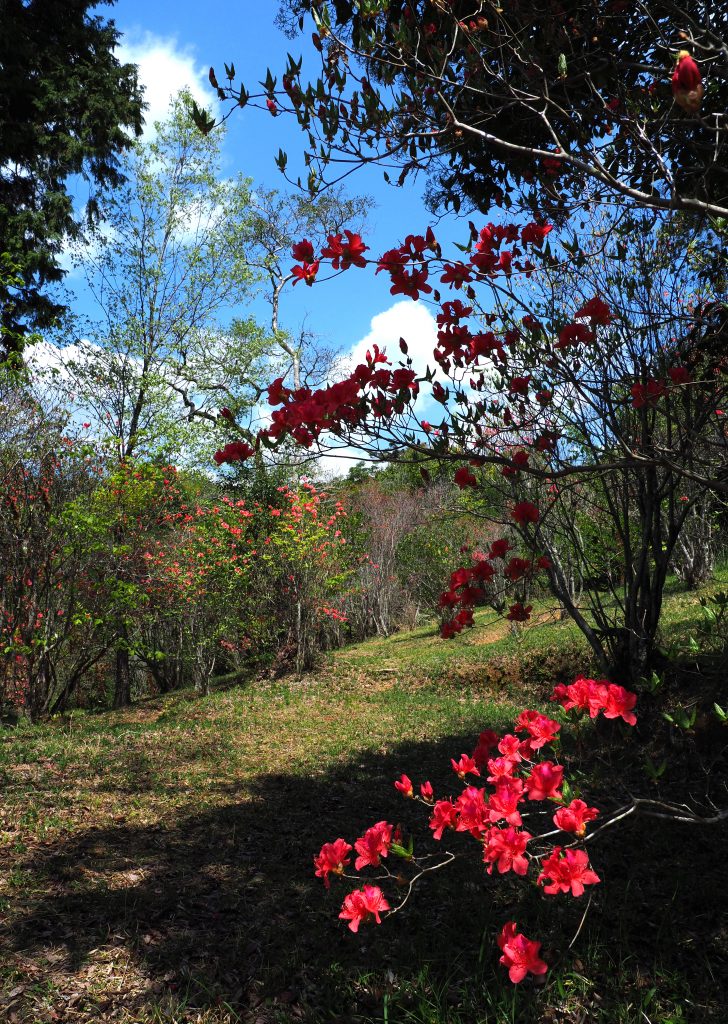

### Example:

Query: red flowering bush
xmin=213 ymin=214 xmax=727 ymax=680
xmin=313 ymin=679 xmax=637 ymax=984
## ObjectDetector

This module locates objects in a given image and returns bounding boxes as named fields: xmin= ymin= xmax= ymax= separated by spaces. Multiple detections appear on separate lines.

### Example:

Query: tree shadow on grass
xmin=3 ymin=726 xmax=728 ymax=1023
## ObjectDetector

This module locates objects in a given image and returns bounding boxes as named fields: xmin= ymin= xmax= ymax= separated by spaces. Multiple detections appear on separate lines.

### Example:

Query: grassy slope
xmin=334 ymin=566 xmax=728 ymax=683
xmin=1 ymin=573 xmax=727 ymax=1023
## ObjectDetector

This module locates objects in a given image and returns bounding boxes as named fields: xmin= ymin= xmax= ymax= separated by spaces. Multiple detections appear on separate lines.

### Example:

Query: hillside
xmin=1 ymin=572 xmax=727 ymax=1023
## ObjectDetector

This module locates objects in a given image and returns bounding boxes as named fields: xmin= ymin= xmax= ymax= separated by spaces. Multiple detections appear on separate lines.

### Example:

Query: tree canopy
xmin=222 ymin=1 xmax=728 ymax=225
xmin=0 ymin=0 xmax=143 ymax=348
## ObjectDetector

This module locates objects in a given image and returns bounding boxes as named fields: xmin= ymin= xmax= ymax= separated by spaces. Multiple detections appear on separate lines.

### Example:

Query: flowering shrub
xmin=142 ymin=480 xmax=352 ymax=685
xmin=213 ymin=214 xmax=727 ymax=679
xmin=313 ymin=678 xmax=637 ymax=984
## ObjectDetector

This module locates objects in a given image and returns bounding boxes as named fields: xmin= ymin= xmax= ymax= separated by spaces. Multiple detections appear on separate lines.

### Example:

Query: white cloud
xmin=117 ymin=31 xmax=219 ymax=138
xmin=344 ymin=299 xmax=438 ymax=378
xmin=26 ymin=338 xmax=98 ymax=384
xmin=315 ymin=300 xmax=439 ymax=478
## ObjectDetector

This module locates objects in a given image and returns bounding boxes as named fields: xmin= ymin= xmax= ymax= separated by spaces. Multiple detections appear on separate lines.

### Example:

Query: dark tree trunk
xmin=113 ymin=645 xmax=131 ymax=709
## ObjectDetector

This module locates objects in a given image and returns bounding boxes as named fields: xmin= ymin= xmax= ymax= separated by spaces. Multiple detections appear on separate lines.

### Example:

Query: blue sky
xmin=63 ymin=0 xmax=466 ymax=379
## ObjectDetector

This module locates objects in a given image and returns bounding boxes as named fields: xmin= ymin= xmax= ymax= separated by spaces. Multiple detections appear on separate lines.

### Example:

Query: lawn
xmin=1 ymin=574 xmax=727 ymax=1023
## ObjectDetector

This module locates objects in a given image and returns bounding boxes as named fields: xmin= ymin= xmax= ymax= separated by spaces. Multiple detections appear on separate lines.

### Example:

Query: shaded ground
xmin=1 ymin=665 xmax=728 ymax=1024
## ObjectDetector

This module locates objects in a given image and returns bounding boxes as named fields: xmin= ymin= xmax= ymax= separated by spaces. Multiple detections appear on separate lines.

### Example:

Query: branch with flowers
xmin=209 ymin=3 xmax=728 ymax=225
xmin=213 ymin=213 xmax=728 ymax=678
xmin=313 ymin=677 xmax=637 ymax=983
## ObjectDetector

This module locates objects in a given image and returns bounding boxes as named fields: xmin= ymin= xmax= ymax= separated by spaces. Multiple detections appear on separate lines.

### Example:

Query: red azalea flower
xmin=514 ymin=710 xmax=561 ymax=749
xmin=672 ymin=51 xmax=703 ymax=112
xmin=553 ymin=799 xmax=600 ymax=836
xmin=440 ymin=261 xmax=473 ymax=288
xmin=267 ymin=376 xmax=289 ymax=405
xmin=454 ymin=466 xmax=478 ymax=489
xmin=486 ymin=756 xmax=516 ymax=784
xmin=631 ymin=379 xmax=666 ymax=408
xmin=520 ymin=222 xmax=552 ymax=248
xmin=542 ymin=153 xmax=563 ymax=176
xmin=511 ymin=501 xmax=540 ymax=525
xmin=551 ymin=676 xmax=609 ymax=717
xmin=602 ymin=683 xmax=638 ymax=725
xmin=574 ymin=296 xmax=611 ymax=325
xmin=557 ymin=322 xmax=594 ymax=349
xmin=354 ymin=821 xmax=393 ymax=869
xmin=455 ymin=785 xmax=490 ymax=837
xmin=291 ymin=260 xmax=320 ymax=286
xmin=508 ymin=375 xmax=531 ymax=395
xmin=506 ymin=602 xmax=532 ymax=622
xmin=504 ymin=556 xmax=531 ymax=582
xmin=394 ymin=773 xmax=414 ymax=798
xmin=538 ymin=847 xmax=600 ymax=896
xmin=498 ymin=922 xmax=548 ymax=983
xmin=484 ymin=826 xmax=531 ymax=876
xmin=291 ymin=238 xmax=315 ymax=263
xmin=339 ymin=885 xmax=390 ymax=932
xmin=489 ymin=538 xmax=512 ymax=559
xmin=430 ymin=798 xmax=458 ymax=839
xmin=524 ymin=761 xmax=564 ymax=800
xmin=314 ymin=838 xmax=353 ymax=888
xmin=420 ymin=780 xmax=434 ymax=801
xmin=488 ymin=777 xmax=524 ymax=826
xmin=668 ymin=366 xmax=692 ymax=385
xmin=497 ymin=733 xmax=523 ymax=764
xmin=472 ymin=728 xmax=499 ymax=769
xmin=451 ymin=753 xmax=481 ymax=778
xmin=213 ymin=441 xmax=254 ymax=465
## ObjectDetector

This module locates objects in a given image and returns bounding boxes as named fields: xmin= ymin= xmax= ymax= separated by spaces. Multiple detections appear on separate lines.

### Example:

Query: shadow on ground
xmin=3 ymin=725 xmax=728 ymax=1023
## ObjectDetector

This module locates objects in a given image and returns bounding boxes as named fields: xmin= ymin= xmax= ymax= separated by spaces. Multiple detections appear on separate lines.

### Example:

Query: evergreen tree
xmin=0 ymin=0 xmax=143 ymax=349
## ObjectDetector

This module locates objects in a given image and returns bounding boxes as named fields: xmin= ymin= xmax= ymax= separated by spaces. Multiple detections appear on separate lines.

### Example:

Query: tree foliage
xmin=220 ymin=2 xmax=728 ymax=226
xmin=60 ymin=93 xmax=266 ymax=466
xmin=0 ymin=0 xmax=143 ymax=346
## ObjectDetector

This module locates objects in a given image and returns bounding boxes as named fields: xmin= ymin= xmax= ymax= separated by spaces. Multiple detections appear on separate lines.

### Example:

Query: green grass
xmin=1 ymin=570 xmax=727 ymax=1022
xmin=331 ymin=565 xmax=728 ymax=686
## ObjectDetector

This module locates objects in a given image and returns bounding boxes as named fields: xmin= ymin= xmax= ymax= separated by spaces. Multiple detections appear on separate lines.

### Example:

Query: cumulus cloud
xmin=117 ymin=31 xmax=219 ymax=137
xmin=344 ymin=299 xmax=438 ymax=378
xmin=317 ymin=299 xmax=439 ymax=479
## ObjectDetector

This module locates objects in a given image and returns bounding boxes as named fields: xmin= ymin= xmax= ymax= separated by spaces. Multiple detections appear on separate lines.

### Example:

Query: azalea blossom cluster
xmin=213 ymin=220 xmax=721 ymax=499
xmin=314 ymin=679 xmax=637 ymax=983
xmin=438 ymin=536 xmax=551 ymax=637
xmin=630 ymin=366 xmax=692 ymax=408
xmin=214 ymin=218 xmax=561 ymax=463
xmin=213 ymin=223 xmax=620 ymax=634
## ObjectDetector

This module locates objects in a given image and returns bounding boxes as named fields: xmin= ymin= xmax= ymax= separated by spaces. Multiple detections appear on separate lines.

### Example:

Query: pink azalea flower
xmin=497 ymin=922 xmax=548 ymax=983
xmin=314 ymin=838 xmax=353 ymax=888
xmin=339 ymin=885 xmax=391 ymax=932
